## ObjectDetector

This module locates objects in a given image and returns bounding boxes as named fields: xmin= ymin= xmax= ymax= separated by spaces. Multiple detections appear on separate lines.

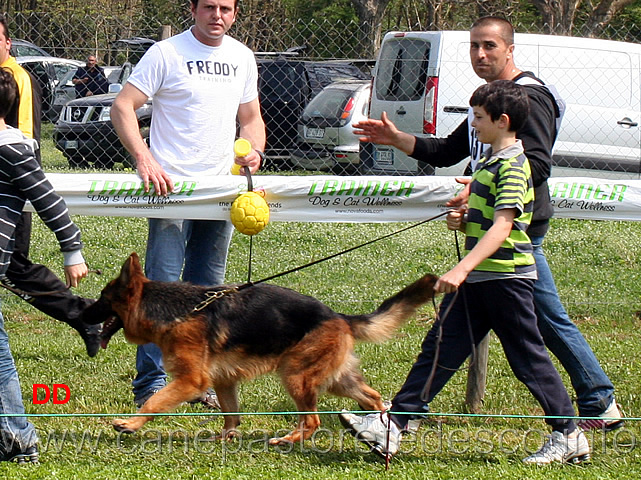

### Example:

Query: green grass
xmin=1 ymin=124 xmax=640 ymax=478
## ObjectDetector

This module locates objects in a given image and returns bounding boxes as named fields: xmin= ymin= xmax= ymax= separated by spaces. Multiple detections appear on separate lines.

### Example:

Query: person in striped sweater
xmin=0 ymin=68 xmax=88 ymax=464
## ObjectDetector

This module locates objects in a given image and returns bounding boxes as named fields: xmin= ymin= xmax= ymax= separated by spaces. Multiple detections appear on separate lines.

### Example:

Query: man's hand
xmin=64 ymin=262 xmax=89 ymax=288
xmin=353 ymin=111 xmax=400 ymax=145
xmin=234 ymin=149 xmax=262 ymax=175
xmin=136 ymin=152 xmax=174 ymax=196
xmin=353 ymin=111 xmax=417 ymax=155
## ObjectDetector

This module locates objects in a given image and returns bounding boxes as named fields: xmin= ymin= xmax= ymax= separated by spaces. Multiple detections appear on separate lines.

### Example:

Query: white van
xmin=362 ymin=30 xmax=641 ymax=179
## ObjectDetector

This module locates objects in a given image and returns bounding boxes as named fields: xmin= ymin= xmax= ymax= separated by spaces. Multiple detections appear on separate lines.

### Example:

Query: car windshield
xmin=302 ymin=87 xmax=353 ymax=122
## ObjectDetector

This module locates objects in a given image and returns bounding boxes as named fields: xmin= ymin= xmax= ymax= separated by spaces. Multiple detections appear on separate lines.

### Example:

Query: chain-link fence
xmin=8 ymin=12 xmax=641 ymax=178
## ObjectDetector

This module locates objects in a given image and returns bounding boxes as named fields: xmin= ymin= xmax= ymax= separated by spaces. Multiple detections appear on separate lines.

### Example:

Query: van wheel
xmin=124 ymin=126 xmax=150 ymax=169
xmin=67 ymin=155 xmax=89 ymax=169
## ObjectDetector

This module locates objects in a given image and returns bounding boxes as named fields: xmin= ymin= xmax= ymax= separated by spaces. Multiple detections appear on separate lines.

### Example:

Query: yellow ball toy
xmin=230 ymin=191 xmax=270 ymax=235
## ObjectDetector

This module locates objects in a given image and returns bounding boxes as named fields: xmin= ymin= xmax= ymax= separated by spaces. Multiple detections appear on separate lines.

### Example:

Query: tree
xmin=350 ymin=0 xmax=393 ymax=56
xmin=530 ymin=0 xmax=636 ymax=35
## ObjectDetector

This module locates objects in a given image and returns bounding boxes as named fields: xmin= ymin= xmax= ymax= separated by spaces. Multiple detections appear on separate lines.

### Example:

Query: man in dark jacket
xmin=73 ymin=55 xmax=109 ymax=97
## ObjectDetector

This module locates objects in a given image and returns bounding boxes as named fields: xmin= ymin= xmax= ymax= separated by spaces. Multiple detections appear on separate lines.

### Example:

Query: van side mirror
xmin=109 ymin=83 xmax=123 ymax=94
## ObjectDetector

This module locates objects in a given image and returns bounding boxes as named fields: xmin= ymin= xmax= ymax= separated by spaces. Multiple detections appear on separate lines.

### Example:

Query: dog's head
xmin=82 ymin=252 xmax=147 ymax=349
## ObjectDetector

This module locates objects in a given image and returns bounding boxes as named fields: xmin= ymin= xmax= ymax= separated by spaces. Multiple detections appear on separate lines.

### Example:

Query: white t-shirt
xmin=127 ymin=29 xmax=259 ymax=177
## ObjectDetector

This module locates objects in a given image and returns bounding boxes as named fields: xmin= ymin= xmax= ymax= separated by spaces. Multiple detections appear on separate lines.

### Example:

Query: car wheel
xmin=67 ymin=155 xmax=89 ymax=169
xmin=123 ymin=126 xmax=150 ymax=169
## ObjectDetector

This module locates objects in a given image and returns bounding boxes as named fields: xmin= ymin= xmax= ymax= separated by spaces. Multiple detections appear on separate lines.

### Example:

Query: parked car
xmin=257 ymin=57 xmax=370 ymax=167
xmin=16 ymin=56 xmax=83 ymax=121
xmin=291 ymin=80 xmax=370 ymax=172
xmin=51 ymin=63 xmax=133 ymax=120
xmin=10 ymin=39 xmax=50 ymax=57
xmin=54 ymin=52 xmax=371 ymax=170
xmin=54 ymin=93 xmax=151 ymax=169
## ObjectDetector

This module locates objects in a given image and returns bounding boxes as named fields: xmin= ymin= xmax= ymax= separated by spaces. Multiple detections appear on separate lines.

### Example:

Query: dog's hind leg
xmin=327 ymin=354 xmax=385 ymax=412
xmin=269 ymin=319 xmax=354 ymax=446
xmin=268 ymin=379 xmax=321 ymax=446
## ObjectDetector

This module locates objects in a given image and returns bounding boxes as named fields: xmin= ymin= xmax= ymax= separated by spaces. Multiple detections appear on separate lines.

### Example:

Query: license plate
xmin=65 ymin=140 xmax=78 ymax=150
xmin=305 ymin=127 xmax=325 ymax=139
xmin=375 ymin=149 xmax=393 ymax=166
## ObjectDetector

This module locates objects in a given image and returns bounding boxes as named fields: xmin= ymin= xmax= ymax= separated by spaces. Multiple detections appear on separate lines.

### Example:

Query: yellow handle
xmin=234 ymin=138 xmax=252 ymax=157
xmin=232 ymin=138 xmax=252 ymax=175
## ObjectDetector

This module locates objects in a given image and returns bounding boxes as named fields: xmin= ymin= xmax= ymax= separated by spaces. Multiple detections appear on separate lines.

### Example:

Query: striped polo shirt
xmin=464 ymin=140 xmax=537 ymax=281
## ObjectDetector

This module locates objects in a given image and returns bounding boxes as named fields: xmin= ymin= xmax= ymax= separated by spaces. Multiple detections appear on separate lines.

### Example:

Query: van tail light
xmin=423 ymin=76 xmax=438 ymax=135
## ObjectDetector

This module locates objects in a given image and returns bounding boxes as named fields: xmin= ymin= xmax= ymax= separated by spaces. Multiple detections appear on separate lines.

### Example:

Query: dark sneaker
xmin=134 ymin=389 xmax=161 ymax=409
xmin=339 ymin=410 xmax=401 ymax=458
xmin=0 ymin=444 xmax=39 ymax=464
xmin=189 ymin=388 xmax=220 ymax=410
xmin=78 ymin=323 xmax=102 ymax=357
xmin=522 ymin=430 xmax=591 ymax=465
xmin=578 ymin=399 xmax=624 ymax=432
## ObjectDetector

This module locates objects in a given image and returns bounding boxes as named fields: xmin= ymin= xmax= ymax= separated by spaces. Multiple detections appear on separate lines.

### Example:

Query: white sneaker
xmin=577 ymin=399 xmax=624 ymax=432
xmin=523 ymin=430 xmax=591 ymax=465
xmin=338 ymin=411 xmax=401 ymax=458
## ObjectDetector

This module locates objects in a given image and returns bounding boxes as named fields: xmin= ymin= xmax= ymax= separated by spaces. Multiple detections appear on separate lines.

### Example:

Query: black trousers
xmin=390 ymin=278 xmax=576 ymax=433
xmin=3 ymin=212 xmax=93 ymax=330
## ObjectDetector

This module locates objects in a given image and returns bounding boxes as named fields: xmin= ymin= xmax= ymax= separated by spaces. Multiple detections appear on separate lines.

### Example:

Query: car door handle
xmin=396 ymin=107 xmax=406 ymax=115
xmin=617 ymin=118 xmax=638 ymax=127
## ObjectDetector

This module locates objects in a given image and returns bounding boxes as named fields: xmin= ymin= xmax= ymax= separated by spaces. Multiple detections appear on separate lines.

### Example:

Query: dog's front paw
xmin=269 ymin=435 xmax=295 ymax=446
xmin=113 ymin=418 xmax=140 ymax=434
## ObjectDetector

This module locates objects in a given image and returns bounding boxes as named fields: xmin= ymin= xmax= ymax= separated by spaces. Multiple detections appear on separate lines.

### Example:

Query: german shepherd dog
xmin=83 ymin=252 xmax=438 ymax=445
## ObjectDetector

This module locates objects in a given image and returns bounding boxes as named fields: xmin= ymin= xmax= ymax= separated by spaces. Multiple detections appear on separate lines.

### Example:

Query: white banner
xmin=27 ymin=173 xmax=641 ymax=223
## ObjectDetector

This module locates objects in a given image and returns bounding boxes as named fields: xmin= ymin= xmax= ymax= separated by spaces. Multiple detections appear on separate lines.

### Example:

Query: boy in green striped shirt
xmin=341 ymin=80 xmax=590 ymax=465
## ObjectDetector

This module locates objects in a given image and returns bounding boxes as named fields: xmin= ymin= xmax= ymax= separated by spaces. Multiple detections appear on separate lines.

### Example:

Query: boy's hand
xmin=446 ymin=206 xmax=467 ymax=231
xmin=64 ymin=263 xmax=89 ymax=288
xmin=434 ymin=265 xmax=469 ymax=294
xmin=446 ymin=177 xmax=472 ymax=208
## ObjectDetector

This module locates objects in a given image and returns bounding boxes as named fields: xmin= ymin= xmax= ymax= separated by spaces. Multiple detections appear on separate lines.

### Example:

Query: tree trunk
xmin=351 ymin=0 xmax=393 ymax=57
xmin=581 ymin=0 xmax=635 ymax=37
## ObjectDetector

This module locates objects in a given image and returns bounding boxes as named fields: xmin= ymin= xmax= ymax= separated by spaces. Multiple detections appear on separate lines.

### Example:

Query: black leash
xmin=193 ymin=209 xmax=452 ymax=313
xmin=237 ymin=209 xmax=452 ymax=292
xmin=419 ymin=229 xmax=477 ymax=404
xmin=236 ymin=165 xmax=452 ymax=290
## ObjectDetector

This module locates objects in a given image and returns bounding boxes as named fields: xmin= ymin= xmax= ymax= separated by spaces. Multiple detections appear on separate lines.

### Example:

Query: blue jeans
xmin=0 ymin=308 xmax=37 ymax=451
xmin=530 ymin=235 xmax=615 ymax=416
xmin=132 ymin=218 xmax=234 ymax=401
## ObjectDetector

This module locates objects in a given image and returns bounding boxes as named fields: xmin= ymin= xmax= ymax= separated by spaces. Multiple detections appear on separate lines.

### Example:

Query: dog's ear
xmin=119 ymin=252 xmax=144 ymax=283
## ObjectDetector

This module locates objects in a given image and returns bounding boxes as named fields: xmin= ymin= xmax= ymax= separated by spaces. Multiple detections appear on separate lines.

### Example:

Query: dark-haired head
xmin=0 ymin=68 xmax=18 ymax=119
xmin=471 ymin=16 xmax=514 ymax=45
xmin=469 ymin=80 xmax=529 ymax=132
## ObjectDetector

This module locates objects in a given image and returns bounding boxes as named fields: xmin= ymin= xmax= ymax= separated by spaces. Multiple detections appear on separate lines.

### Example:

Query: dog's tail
xmin=347 ymin=274 xmax=439 ymax=343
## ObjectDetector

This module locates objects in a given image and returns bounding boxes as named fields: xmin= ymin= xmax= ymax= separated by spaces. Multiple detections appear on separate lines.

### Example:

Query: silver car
xmin=291 ymin=80 xmax=370 ymax=172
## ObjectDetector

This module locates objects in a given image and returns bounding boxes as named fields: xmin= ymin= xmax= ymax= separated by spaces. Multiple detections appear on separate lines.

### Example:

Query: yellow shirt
xmin=0 ymin=56 xmax=34 ymax=139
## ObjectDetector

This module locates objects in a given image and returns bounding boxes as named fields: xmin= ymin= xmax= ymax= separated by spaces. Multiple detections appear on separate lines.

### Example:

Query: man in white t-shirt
xmin=111 ymin=0 xmax=266 ymax=409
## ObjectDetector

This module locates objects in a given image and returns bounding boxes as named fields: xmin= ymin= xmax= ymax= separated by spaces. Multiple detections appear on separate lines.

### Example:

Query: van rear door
xmin=362 ymin=31 xmax=480 ymax=175
xmin=362 ymin=32 xmax=440 ymax=174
